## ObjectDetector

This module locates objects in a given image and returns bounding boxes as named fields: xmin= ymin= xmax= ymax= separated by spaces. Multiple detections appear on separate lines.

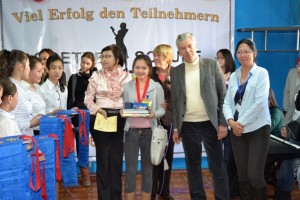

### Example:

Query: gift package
xmin=0 ymin=109 xmax=91 ymax=199
xmin=0 ymin=135 xmax=56 ymax=200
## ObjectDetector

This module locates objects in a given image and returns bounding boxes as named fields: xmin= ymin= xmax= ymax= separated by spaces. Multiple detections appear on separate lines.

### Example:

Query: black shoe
xmin=250 ymin=186 xmax=267 ymax=200
xmin=274 ymin=188 xmax=291 ymax=200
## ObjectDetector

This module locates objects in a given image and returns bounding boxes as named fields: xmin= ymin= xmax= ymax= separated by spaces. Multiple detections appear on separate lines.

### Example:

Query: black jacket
xmin=296 ymin=89 xmax=300 ymax=111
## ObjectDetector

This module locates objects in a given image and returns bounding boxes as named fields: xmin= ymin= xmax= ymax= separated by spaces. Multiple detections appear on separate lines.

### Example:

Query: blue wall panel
xmin=235 ymin=0 xmax=300 ymax=108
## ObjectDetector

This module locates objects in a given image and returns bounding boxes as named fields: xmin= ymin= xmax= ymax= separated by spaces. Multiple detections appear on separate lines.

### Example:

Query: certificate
xmin=93 ymin=113 xmax=117 ymax=132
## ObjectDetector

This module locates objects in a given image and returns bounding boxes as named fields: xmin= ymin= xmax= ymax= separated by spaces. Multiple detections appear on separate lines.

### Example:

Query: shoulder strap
xmin=153 ymin=83 xmax=162 ymax=125
xmin=71 ymin=74 xmax=77 ymax=102
xmin=153 ymin=83 xmax=157 ymax=110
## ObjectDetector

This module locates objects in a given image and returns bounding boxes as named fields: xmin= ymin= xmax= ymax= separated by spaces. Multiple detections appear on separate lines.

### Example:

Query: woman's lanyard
xmin=237 ymin=73 xmax=252 ymax=95
xmin=135 ymin=77 xmax=150 ymax=103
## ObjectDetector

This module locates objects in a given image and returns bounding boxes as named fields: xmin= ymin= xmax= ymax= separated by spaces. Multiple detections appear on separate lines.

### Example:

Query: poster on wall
xmin=2 ymin=0 xmax=232 ymax=160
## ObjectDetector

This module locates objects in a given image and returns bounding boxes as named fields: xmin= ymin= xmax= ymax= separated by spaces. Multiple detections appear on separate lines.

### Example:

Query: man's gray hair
xmin=176 ymin=32 xmax=197 ymax=48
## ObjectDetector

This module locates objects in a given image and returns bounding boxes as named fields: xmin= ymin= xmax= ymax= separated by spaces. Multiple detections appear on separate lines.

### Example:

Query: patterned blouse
xmin=84 ymin=67 xmax=131 ymax=114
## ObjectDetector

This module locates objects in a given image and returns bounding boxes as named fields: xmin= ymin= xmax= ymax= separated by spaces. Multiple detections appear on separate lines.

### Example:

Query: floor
xmin=58 ymin=170 xmax=300 ymax=200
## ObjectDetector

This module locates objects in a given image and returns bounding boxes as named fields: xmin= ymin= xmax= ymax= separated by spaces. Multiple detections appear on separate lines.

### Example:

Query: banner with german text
xmin=2 ymin=0 xmax=232 ymax=160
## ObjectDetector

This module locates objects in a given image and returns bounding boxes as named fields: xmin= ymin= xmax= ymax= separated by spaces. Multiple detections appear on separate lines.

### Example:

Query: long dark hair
xmin=217 ymin=49 xmax=236 ymax=74
xmin=269 ymin=88 xmax=279 ymax=108
xmin=46 ymin=54 xmax=65 ymax=92
xmin=0 ymin=50 xmax=9 ymax=80
xmin=81 ymin=52 xmax=96 ymax=73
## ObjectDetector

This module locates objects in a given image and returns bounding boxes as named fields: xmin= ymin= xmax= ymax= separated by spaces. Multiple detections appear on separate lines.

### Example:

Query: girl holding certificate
xmin=122 ymin=54 xmax=165 ymax=200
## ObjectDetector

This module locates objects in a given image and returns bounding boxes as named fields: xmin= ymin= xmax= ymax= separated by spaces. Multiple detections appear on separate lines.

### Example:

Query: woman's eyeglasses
xmin=100 ymin=55 xmax=112 ymax=60
xmin=236 ymin=50 xmax=252 ymax=56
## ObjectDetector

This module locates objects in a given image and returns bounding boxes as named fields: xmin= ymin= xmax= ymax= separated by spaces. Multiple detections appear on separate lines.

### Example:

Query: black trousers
xmin=231 ymin=125 xmax=270 ymax=188
xmin=226 ymin=145 xmax=240 ymax=198
xmin=152 ymin=122 xmax=174 ymax=197
xmin=181 ymin=121 xmax=229 ymax=200
xmin=91 ymin=111 xmax=125 ymax=200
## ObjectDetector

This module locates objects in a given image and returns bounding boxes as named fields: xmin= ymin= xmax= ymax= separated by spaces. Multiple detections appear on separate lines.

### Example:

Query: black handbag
xmin=287 ymin=117 xmax=300 ymax=141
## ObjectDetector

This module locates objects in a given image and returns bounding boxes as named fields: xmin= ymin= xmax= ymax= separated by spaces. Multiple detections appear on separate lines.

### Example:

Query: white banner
xmin=3 ymin=0 xmax=232 ymax=73
xmin=2 ymin=0 xmax=233 ymax=159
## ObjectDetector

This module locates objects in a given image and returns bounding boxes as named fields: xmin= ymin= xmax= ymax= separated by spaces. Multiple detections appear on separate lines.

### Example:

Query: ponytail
xmin=7 ymin=50 xmax=28 ymax=77
xmin=0 ymin=50 xmax=10 ymax=80
xmin=59 ymin=77 xmax=65 ymax=93
xmin=0 ymin=49 xmax=28 ymax=80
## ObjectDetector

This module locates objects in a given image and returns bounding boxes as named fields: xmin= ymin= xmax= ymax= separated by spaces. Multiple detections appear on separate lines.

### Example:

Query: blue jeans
xmin=124 ymin=128 xmax=153 ymax=193
xmin=276 ymin=159 xmax=294 ymax=192
xmin=181 ymin=121 xmax=229 ymax=200
xmin=276 ymin=138 xmax=300 ymax=192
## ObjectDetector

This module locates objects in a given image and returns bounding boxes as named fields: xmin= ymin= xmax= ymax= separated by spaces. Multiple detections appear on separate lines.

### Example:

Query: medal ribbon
xmin=135 ymin=77 xmax=150 ymax=102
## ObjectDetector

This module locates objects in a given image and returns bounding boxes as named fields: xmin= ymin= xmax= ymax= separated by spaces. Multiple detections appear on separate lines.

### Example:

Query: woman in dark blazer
xmin=150 ymin=44 xmax=174 ymax=200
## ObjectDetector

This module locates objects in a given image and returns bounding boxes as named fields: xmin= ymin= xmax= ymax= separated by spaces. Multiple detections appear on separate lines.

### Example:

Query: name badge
xmin=235 ymin=103 xmax=241 ymax=113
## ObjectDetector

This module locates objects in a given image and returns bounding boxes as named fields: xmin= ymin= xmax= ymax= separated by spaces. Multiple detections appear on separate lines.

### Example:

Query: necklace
xmin=240 ymin=78 xmax=247 ymax=84
xmin=240 ymin=72 xmax=249 ymax=84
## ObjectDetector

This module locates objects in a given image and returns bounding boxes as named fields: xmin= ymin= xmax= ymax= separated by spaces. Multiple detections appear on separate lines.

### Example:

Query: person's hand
xmin=71 ymin=107 xmax=78 ymax=110
xmin=160 ymin=102 xmax=167 ymax=110
xmin=26 ymin=142 xmax=33 ymax=151
xmin=119 ymin=109 xmax=129 ymax=118
xmin=281 ymin=126 xmax=288 ymax=138
xmin=30 ymin=114 xmax=42 ymax=128
xmin=97 ymin=108 xmax=107 ymax=119
xmin=145 ymin=109 xmax=155 ymax=119
xmin=228 ymin=119 xmax=244 ymax=137
xmin=48 ymin=108 xmax=63 ymax=115
xmin=166 ymin=83 xmax=171 ymax=90
xmin=217 ymin=125 xmax=228 ymax=140
xmin=120 ymin=109 xmax=125 ymax=118
xmin=173 ymin=129 xmax=181 ymax=144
